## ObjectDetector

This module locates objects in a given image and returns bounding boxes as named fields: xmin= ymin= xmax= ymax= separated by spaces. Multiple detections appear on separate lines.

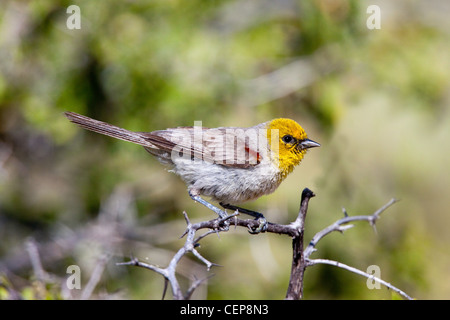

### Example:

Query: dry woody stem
xmin=117 ymin=189 xmax=412 ymax=300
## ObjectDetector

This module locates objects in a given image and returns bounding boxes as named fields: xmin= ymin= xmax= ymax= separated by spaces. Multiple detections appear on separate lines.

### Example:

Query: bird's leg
xmin=219 ymin=203 xmax=268 ymax=234
xmin=189 ymin=191 xmax=230 ymax=227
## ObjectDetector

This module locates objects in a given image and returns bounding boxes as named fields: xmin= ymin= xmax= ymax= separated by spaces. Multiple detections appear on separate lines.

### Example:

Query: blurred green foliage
xmin=1 ymin=0 xmax=449 ymax=299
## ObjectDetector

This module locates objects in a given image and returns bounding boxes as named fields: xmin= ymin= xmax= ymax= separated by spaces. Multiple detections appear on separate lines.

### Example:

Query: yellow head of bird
xmin=267 ymin=118 xmax=320 ymax=178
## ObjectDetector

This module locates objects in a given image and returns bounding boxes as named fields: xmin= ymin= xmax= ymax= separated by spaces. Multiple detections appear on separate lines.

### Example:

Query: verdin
xmin=64 ymin=112 xmax=319 ymax=232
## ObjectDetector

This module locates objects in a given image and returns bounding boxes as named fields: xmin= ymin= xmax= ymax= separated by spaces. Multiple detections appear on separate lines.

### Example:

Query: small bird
xmin=64 ymin=112 xmax=319 ymax=232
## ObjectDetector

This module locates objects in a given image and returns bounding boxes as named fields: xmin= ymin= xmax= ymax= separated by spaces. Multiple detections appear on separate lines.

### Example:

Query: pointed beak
xmin=298 ymin=138 xmax=320 ymax=150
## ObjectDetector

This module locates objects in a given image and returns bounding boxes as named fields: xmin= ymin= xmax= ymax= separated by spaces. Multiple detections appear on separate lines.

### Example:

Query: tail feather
xmin=64 ymin=112 xmax=153 ymax=148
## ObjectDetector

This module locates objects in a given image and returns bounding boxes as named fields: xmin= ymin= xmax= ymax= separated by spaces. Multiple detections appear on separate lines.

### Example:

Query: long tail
xmin=64 ymin=112 xmax=153 ymax=147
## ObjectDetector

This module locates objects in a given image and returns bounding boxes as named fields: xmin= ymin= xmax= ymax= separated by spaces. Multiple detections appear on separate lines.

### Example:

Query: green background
xmin=0 ymin=0 xmax=449 ymax=299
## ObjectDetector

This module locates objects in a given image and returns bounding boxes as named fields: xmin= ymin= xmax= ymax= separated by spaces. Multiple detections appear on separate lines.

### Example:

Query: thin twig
xmin=80 ymin=253 xmax=111 ymax=300
xmin=162 ymin=279 xmax=169 ymax=300
xmin=25 ymin=238 xmax=48 ymax=283
xmin=304 ymin=198 xmax=398 ymax=260
xmin=307 ymin=258 xmax=413 ymax=300
xmin=184 ymin=274 xmax=215 ymax=300
xmin=116 ymin=257 xmax=167 ymax=277
xmin=117 ymin=193 xmax=410 ymax=300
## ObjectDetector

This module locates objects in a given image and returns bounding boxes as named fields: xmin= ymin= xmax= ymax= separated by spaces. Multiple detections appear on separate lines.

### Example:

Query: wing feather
xmin=140 ymin=126 xmax=265 ymax=168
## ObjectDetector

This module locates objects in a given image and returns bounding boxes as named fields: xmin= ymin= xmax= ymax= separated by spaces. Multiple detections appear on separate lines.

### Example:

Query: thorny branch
xmin=304 ymin=198 xmax=399 ymax=260
xmin=117 ymin=212 xmax=237 ymax=300
xmin=302 ymin=197 xmax=413 ymax=300
xmin=306 ymin=259 xmax=412 ymax=300
xmin=118 ymin=189 xmax=413 ymax=300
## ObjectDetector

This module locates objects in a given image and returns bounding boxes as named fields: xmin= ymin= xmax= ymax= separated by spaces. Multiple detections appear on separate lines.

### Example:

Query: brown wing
xmin=65 ymin=112 xmax=264 ymax=168
xmin=140 ymin=126 xmax=263 ymax=168
xmin=139 ymin=129 xmax=209 ymax=164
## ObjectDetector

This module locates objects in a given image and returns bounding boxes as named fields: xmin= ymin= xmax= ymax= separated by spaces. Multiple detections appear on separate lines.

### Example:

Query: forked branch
xmin=117 ymin=190 xmax=412 ymax=300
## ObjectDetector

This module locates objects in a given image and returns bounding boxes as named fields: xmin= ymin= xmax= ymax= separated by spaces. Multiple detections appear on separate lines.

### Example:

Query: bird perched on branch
xmin=64 ymin=112 xmax=319 ymax=233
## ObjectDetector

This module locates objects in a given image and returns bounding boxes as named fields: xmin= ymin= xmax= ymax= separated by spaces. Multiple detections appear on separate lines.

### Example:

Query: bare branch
xmin=117 ymin=210 xmax=235 ymax=299
xmin=116 ymin=257 xmax=167 ymax=277
xmin=80 ymin=254 xmax=111 ymax=300
xmin=162 ymin=279 xmax=169 ymax=300
xmin=25 ymin=238 xmax=48 ymax=283
xmin=191 ymin=249 xmax=221 ymax=271
xmin=307 ymin=258 xmax=413 ymax=300
xmin=285 ymin=188 xmax=315 ymax=300
xmin=184 ymin=274 xmax=215 ymax=300
xmin=117 ymin=193 xmax=410 ymax=300
xmin=304 ymin=198 xmax=398 ymax=260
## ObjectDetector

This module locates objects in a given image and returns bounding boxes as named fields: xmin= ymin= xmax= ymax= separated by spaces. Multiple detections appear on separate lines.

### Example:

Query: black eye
xmin=282 ymin=135 xmax=294 ymax=144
